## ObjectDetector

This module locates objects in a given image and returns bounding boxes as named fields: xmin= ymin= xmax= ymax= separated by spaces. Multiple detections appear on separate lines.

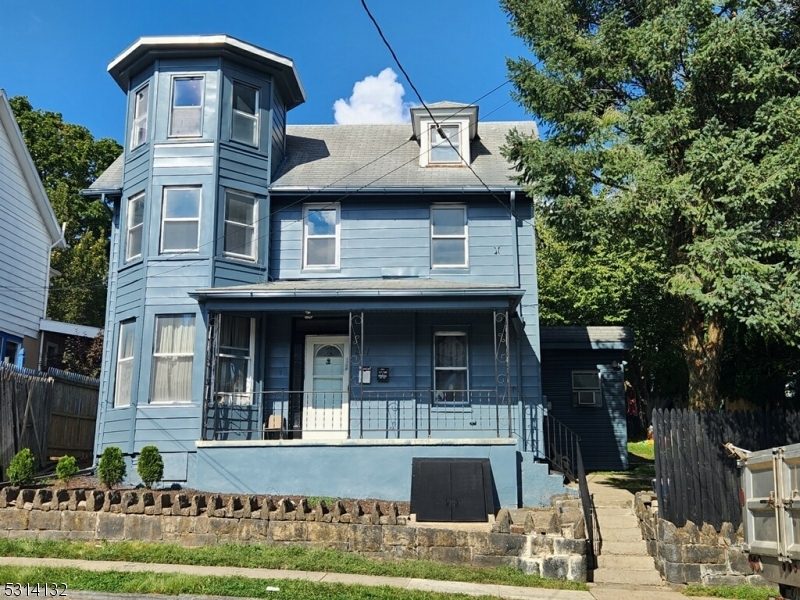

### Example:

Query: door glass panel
xmin=313 ymin=344 xmax=344 ymax=408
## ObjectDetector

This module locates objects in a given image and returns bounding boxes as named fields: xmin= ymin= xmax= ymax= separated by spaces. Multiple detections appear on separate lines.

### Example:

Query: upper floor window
xmin=169 ymin=76 xmax=204 ymax=137
xmin=303 ymin=204 xmax=340 ymax=269
xmin=433 ymin=332 xmax=469 ymax=406
xmin=430 ymin=124 xmax=460 ymax=163
xmin=131 ymin=84 xmax=149 ymax=149
xmin=572 ymin=371 xmax=602 ymax=407
xmin=216 ymin=315 xmax=254 ymax=405
xmin=224 ymin=190 xmax=256 ymax=260
xmin=151 ymin=314 xmax=195 ymax=403
xmin=231 ymin=81 xmax=259 ymax=147
xmin=114 ymin=319 xmax=135 ymax=408
xmin=125 ymin=192 xmax=145 ymax=262
xmin=161 ymin=187 xmax=201 ymax=253
xmin=431 ymin=206 xmax=467 ymax=268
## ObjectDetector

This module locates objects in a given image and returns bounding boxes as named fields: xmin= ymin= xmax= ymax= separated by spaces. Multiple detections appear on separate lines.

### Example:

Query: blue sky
xmin=0 ymin=1 xmax=533 ymax=143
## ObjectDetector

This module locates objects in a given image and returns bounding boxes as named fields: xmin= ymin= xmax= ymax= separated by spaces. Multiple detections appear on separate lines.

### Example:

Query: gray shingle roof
xmin=89 ymin=154 xmax=125 ymax=191
xmin=272 ymin=121 xmax=535 ymax=191
xmin=540 ymin=326 xmax=635 ymax=351
xmin=85 ymin=120 xmax=536 ymax=193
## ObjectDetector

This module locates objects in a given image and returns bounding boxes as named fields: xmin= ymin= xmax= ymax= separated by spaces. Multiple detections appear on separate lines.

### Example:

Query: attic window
xmin=430 ymin=124 xmax=460 ymax=163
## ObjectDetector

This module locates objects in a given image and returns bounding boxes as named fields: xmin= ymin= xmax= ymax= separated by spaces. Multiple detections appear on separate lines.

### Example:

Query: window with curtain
xmin=114 ymin=320 xmax=135 ymax=408
xmin=433 ymin=332 xmax=469 ymax=406
xmin=216 ymin=315 xmax=253 ymax=405
xmin=151 ymin=315 xmax=195 ymax=403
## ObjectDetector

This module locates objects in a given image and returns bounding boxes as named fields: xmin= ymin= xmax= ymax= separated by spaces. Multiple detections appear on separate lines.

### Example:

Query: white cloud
xmin=333 ymin=68 xmax=417 ymax=124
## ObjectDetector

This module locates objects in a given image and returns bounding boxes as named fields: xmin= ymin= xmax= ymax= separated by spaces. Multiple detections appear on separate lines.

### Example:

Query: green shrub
xmin=55 ymin=455 xmax=79 ymax=482
xmin=97 ymin=446 xmax=126 ymax=488
xmin=7 ymin=448 xmax=36 ymax=486
xmin=136 ymin=446 xmax=164 ymax=489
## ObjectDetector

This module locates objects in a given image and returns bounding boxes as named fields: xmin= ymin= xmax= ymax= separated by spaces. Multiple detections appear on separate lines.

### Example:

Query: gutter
xmin=268 ymin=185 xmax=524 ymax=195
xmin=190 ymin=288 xmax=525 ymax=300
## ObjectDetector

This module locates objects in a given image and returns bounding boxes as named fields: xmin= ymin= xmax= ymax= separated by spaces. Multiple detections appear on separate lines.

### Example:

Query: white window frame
xmin=216 ymin=316 xmax=255 ymax=405
xmin=572 ymin=370 xmax=602 ymax=407
xmin=169 ymin=75 xmax=204 ymax=138
xmin=131 ymin=84 xmax=149 ymax=149
xmin=160 ymin=187 xmax=201 ymax=254
xmin=151 ymin=314 xmax=196 ymax=404
xmin=114 ymin=320 xmax=135 ymax=408
xmin=433 ymin=331 xmax=470 ymax=407
xmin=430 ymin=124 xmax=461 ymax=164
xmin=223 ymin=190 xmax=257 ymax=261
xmin=430 ymin=205 xmax=468 ymax=268
xmin=230 ymin=81 xmax=259 ymax=147
xmin=126 ymin=192 xmax=145 ymax=262
xmin=302 ymin=203 xmax=340 ymax=269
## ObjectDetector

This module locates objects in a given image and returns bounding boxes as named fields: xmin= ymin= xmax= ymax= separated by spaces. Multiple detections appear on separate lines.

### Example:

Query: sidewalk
xmin=4 ymin=556 xmax=709 ymax=599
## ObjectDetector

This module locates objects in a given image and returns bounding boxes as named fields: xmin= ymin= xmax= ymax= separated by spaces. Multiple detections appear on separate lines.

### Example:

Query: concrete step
xmin=598 ymin=527 xmax=645 ymax=543
xmin=597 ymin=554 xmax=657 ymax=571
xmin=600 ymin=540 xmax=649 ymax=555
xmin=595 ymin=518 xmax=641 ymax=530
xmin=594 ymin=507 xmax=635 ymax=518
xmin=592 ymin=566 xmax=663 ymax=586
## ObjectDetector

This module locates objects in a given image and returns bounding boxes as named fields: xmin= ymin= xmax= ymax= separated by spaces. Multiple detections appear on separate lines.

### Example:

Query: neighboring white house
xmin=0 ymin=89 xmax=66 ymax=369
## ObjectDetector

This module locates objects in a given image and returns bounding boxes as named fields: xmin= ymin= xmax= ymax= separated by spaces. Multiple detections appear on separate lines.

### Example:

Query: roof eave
xmin=191 ymin=287 xmax=524 ymax=300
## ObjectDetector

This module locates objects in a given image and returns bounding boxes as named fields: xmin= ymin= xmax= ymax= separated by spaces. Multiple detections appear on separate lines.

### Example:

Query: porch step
xmin=597 ymin=554 xmax=656 ymax=570
xmin=592 ymin=566 xmax=663 ymax=586
xmin=600 ymin=540 xmax=649 ymax=555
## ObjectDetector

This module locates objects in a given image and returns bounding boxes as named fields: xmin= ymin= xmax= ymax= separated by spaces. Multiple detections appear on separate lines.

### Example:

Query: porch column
xmin=494 ymin=310 xmax=511 ymax=438
xmin=349 ymin=311 xmax=364 ymax=438
xmin=202 ymin=311 xmax=220 ymax=440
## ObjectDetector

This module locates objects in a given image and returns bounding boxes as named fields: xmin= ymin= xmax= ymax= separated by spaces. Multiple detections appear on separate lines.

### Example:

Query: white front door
xmin=303 ymin=335 xmax=349 ymax=439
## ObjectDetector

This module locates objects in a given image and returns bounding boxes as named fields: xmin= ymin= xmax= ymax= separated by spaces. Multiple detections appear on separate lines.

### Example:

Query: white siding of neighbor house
xmin=0 ymin=114 xmax=50 ymax=340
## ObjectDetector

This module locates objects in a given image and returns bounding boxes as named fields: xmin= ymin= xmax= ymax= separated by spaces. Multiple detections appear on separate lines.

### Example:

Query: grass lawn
xmin=0 ymin=539 xmax=588 ymax=592
xmin=628 ymin=440 xmax=655 ymax=462
xmin=0 ymin=565 xmax=497 ymax=600
xmin=683 ymin=584 xmax=779 ymax=599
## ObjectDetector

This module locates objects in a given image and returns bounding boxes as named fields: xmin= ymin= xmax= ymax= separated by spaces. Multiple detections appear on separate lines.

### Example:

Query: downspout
xmin=38 ymin=221 xmax=67 ymax=370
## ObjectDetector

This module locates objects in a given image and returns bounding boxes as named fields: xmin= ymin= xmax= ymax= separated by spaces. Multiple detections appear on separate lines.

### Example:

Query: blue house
xmin=86 ymin=35 xmax=627 ymax=508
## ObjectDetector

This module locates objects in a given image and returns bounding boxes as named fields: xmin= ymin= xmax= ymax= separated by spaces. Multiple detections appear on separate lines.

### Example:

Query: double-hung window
xmin=431 ymin=206 xmax=467 ymax=267
xmin=433 ymin=332 xmax=469 ymax=406
xmin=224 ymin=190 xmax=256 ymax=260
xmin=231 ymin=81 xmax=259 ymax=146
xmin=161 ymin=187 xmax=200 ymax=253
xmin=216 ymin=315 xmax=254 ymax=405
xmin=572 ymin=371 xmax=602 ymax=406
xmin=126 ymin=192 xmax=145 ymax=261
xmin=430 ymin=124 xmax=460 ymax=163
xmin=303 ymin=204 xmax=340 ymax=269
xmin=169 ymin=76 xmax=204 ymax=137
xmin=131 ymin=84 xmax=149 ymax=149
xmin=151 ymin=315 xmax=195 ymax=403
xmin=114 ymin=320 xmax=135 ymax=408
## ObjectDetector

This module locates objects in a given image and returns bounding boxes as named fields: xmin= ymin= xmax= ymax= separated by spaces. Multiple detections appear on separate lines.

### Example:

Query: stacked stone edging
xmin=634 ymin=491 xmax=766 ymax=586
xmin=0 ymin=487 xmax=587 ymax=581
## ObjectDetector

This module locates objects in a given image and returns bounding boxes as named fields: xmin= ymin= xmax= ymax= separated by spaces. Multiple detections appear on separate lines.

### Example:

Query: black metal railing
xmin=544 ymin=414 xmax=598 ymax=572
xmin=204 ymin=389 xmax=517 ymax=441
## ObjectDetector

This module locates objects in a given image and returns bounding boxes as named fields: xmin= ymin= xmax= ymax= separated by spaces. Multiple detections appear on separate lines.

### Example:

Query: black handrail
xmin=544 ymin=413 xmax=598 ymax=572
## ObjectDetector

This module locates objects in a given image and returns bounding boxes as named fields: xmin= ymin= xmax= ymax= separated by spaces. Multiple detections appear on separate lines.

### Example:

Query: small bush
xmin=55 ymin=455 xmax=79 ymax=482
xmin=97 ymin=446 xmax=126 ymax=488
xmin=136 ymin=446 xmax=164 ymax=489
xmin=7 ymin=448 xmax=36 ymax=486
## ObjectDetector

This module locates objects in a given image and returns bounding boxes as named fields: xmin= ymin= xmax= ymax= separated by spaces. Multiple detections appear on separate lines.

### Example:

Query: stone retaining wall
xmin=635 ymin=491 xmax=765 ymax=586
xmin=0 ymin=487 xmax=587 ymax=581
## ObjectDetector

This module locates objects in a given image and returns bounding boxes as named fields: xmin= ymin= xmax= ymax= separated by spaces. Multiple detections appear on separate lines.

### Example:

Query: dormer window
xmin=430 ymin=125 xmax=460 ymax=163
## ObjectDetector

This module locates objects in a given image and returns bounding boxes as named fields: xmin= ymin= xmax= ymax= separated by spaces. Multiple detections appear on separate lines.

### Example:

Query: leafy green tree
xmin=503 ymin=0 xmax=800 ymax=408
xmin=9 ymin=96 xmax=121 ymax=329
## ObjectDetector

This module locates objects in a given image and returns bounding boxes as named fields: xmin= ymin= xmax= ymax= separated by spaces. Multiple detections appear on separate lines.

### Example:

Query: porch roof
xmin=191 ymin=278 xmax=523 ymax=311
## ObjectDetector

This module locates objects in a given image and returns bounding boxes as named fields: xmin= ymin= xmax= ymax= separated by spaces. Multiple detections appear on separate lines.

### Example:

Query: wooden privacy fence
xmin=0 ymin=363 xmax=98 ymax=478
xmin=653 ymin=408 xmax=800 ymax=531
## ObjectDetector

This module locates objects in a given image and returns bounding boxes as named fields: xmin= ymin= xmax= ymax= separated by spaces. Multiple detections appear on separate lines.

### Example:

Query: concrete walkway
xmin=5 ymin=556 xmax=708 ymax=599
xmin=587 ymin=471 xmax=666 ymax=591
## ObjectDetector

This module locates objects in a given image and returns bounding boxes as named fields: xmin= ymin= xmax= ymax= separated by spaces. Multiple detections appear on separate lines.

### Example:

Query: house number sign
xmin=377 ymin=367 xmax=390 ymax=382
